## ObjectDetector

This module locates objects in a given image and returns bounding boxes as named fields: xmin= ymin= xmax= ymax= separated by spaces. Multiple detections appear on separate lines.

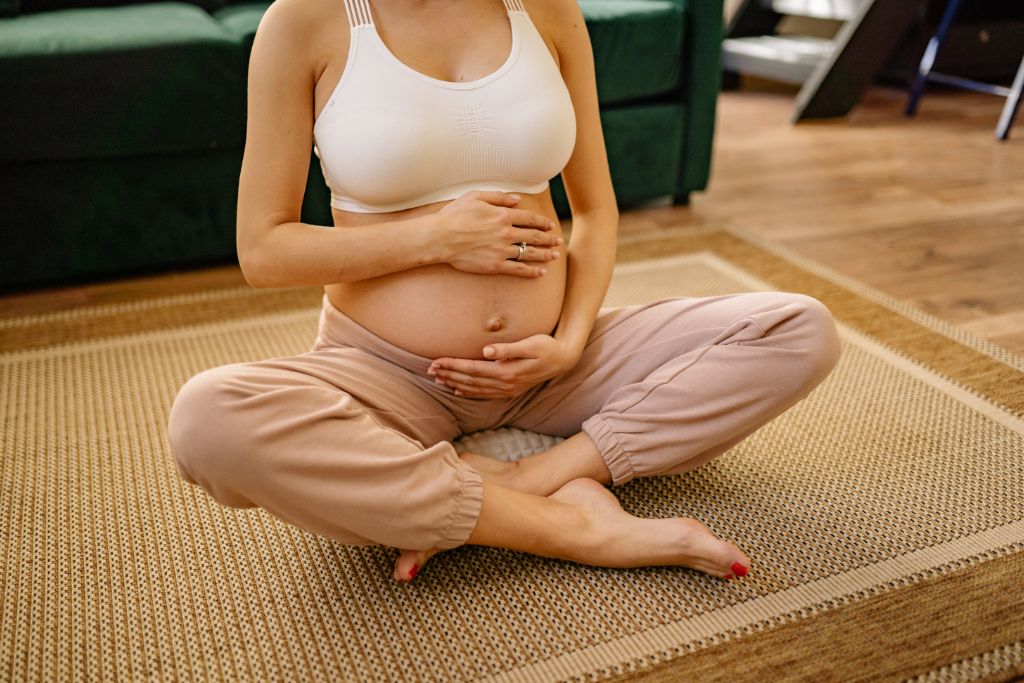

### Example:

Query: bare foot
xmin=395 ymin=475 xmax=752 ymax=583
xmin=551 ymin=477 xmax=751 ymax=579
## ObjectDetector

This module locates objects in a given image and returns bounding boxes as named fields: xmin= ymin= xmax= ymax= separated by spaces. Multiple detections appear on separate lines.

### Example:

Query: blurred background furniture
xmin=905 ymin=0 xmax=1023 ymax=140
xmin=722 ymin=0 xmax=1024 ymax=123
xmin=0 ymin=0 xmax=723 ymax=291
xmin=722 ymin=0 xmax=926 ymax=121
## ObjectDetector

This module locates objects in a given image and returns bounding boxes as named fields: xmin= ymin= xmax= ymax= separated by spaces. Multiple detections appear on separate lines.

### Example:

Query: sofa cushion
xmin=18 ymin=0 xmax=226 ymax=16
xmin=0 ymin=2 xmax=245 ymax=163
xmin=579 ymin=0 xmax=685 ymax=105
xmin=211 ymin=0 xmax=271 ymax=62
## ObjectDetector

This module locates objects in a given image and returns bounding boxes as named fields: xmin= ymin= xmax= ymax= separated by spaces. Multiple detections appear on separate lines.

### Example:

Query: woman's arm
xmin=237 ymin=0 xmax=559 ymax=288
xmin=546 ymin=0 xmax=620 ymax=361
xmin=236 ymin=0 xmax=439 ymax=288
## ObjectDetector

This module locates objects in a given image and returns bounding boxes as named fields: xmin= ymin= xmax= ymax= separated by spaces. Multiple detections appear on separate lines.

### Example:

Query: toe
xmin=718 ymin=556 xmax=751 ymax=580
xmin=393 ymin=547 xmax=444 ymax=582
xmin=671 ymin=518 xmax=752 ymax=580
xmin=393 ymin=549 xmax=425 ymax=582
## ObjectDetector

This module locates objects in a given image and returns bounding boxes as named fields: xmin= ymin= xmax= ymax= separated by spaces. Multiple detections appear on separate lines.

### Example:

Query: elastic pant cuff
xmin=435 ymin=458 xmax=485 ymax=551
xmin=581 ymin=415 xmax=636 ymax=487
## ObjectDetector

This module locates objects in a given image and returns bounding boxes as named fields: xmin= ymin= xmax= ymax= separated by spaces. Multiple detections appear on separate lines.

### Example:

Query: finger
xmin=433 ymin=358 xmax=505 ymax=377
xmin=519 ymin=245 xmax=560 ymax=263
xmin=435 ymin=373 xmax=507 ymax=395
xmin=482 ymin=342 xmax=532 ymax=360
xmin=504 ymin=243 xmax=558 ymax=263
xmin=509 ymin=209 xmax=558 ymax=232
xmin=498 ymin=261 xmax=547 ymax=278
xmin=473 ymin=190 xmax=521 ymax=206
xmin=434 ymin=369 xmax=509 ymax=391
xmin=482 ymin=344 xmax=511 ymax=360
xmin=444 ymin=380 xmax=512 ymax=398
xmin=512 ymin=226 xmax=562 ymax=246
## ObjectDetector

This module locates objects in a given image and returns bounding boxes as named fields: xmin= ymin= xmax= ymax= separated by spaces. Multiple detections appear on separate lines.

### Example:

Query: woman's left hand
xmin=428 ymin=334 xmax=580 ymax=398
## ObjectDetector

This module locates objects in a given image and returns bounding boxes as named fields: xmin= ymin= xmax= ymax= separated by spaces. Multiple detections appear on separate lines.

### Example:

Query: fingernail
xmin=427 ymin=368 xmax=436 ymax=376
xmin=454 ymin=390 xmax=463 ymax=396
xmin=409 ymin=564 xmax=419 ymax=579
xmin=556 ymin=237 xmax=563 ymax=245
xmin=551 ymin=251 xmax=559 ymax=259
xmin=540 ymin=268 xmax=548 ymax=275
xmin=509 ymin=193 xmax=521 ymax=200
xmin=731 ymin=562 xmax=748 ymax=577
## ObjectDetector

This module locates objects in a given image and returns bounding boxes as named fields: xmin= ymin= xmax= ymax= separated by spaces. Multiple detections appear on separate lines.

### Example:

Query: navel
xmin=485 ymin=315 xmax=505 ymax=332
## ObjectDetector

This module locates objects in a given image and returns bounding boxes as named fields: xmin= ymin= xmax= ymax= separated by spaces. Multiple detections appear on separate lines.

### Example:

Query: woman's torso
xmin=324 ymin=195 xmax=567 ymax=360
xmin=310 ymin=0 xmax=574 ymax=360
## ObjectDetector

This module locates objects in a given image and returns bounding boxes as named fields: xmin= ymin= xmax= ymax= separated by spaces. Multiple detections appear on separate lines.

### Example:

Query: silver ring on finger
xmin=513 ymin=241 xmax=527 ymax=261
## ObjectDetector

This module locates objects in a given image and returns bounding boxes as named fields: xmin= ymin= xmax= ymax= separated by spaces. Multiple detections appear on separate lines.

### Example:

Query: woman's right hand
xmin=432 ymin=190 xmax=562 ymax=277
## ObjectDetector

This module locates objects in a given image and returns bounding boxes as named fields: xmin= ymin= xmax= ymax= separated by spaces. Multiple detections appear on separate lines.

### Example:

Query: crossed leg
xmin=167 ymin=342 xmax=754 ymax=583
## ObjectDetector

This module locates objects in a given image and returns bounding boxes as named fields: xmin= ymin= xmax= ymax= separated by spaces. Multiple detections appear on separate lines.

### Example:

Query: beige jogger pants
xmin=167 ymin=291 xmax=842 ymax=551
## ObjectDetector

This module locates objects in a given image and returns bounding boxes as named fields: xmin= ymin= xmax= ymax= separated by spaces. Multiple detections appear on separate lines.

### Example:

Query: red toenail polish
xmin=723 ymin=574 xmax=733 ymax=580
xmin=731 ymin=562 xmax=748 ymax=577
xmin=409 ymin=564 xmax=419 ymax=580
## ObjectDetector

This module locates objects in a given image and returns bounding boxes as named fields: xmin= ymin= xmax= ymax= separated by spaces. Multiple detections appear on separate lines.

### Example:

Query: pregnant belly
xmin=324 ymin=255 xmax=568 ymax=360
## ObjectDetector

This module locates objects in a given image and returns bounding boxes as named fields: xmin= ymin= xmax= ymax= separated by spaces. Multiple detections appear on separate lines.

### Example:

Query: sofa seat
xmin=0 ymin=1 xmax=243 ymax=163
xmin=210 ymin=0 xmax=686 ymax=108
xmin=582 ymin=0 xmax=685 ymax=105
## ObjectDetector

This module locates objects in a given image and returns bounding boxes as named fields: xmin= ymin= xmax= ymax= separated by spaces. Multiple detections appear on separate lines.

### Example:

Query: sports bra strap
xmin=343 ymin=0 xmax=373 ymax=27
xmin=345 ymin=0 xmax=525 ymax=27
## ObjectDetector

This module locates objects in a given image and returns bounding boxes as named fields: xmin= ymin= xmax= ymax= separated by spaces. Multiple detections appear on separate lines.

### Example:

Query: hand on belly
xmin=428 ymin=331 xmax=579 ymax=399
xmin=326 ymin=188 xmax=568 ymax=362
xmin=432 ymin=190 xmax=563 ymax=278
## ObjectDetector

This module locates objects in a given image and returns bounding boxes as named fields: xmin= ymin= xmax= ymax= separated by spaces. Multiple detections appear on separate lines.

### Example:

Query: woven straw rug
xmin=2 ymin=226 xmax=1022 ymax=682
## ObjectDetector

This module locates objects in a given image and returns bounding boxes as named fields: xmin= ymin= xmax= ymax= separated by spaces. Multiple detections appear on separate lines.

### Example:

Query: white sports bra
xmin=312 ymin=0 xmax=577 ymax=213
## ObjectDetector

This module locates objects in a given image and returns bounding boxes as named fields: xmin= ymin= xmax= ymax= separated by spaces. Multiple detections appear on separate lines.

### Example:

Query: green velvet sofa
xmin=0 ymin=0 xmax=723 ymax=291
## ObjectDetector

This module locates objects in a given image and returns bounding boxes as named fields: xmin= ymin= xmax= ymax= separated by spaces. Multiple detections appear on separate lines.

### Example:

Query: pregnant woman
xmin=167 ymin=0 xmax=842 ymax=583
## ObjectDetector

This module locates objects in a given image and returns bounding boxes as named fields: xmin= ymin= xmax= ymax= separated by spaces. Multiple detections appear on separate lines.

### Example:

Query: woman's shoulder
xmin=261 ymin=0 xmax=344 ymax=27
xmin=522 ymin=0 xmax=588 ymax=64
xmin=254 ymin=0 xmax=349 ymax=79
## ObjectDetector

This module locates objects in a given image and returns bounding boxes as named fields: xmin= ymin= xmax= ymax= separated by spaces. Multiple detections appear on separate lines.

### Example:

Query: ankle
xmin=546 ymin=499 xmax=597 ymax=559
xmin=510 ymin=454 xmax=579 ymax=498
xmin=503 ymin=456 xmax=547 ymax=495
xmin=516 ymin=440 xmax=613 ymax=494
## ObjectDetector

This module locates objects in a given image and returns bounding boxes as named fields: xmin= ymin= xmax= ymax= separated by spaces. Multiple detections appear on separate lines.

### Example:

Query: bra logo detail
xmin=455 ymin=104 xmax=495 ymax=138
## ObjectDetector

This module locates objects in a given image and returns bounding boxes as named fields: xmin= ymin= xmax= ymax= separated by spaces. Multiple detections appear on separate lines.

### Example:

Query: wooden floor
xmin=626 ymin=79 xmax=1024 ymax=357
xmin=3 ymin=80 xmax=1022 ymax=356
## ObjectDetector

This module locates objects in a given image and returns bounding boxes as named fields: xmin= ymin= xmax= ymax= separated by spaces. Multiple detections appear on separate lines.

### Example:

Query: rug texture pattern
xmin=2 ymin=227 xmax=1022 ymax=682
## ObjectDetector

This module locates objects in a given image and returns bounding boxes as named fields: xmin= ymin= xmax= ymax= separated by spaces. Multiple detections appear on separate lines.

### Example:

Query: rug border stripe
xmin=605 ymin=551 xmax=1024 ymax=683
xmin=481 ymin=534 xmax=1024 ymax=683
xmin=621 ymin=225 xmax=1023 ymax=372
xmin=614 ymin=252 xmax=1024 ymax=435
xmin=618 ymin=231 xmax=1024 ymax=417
